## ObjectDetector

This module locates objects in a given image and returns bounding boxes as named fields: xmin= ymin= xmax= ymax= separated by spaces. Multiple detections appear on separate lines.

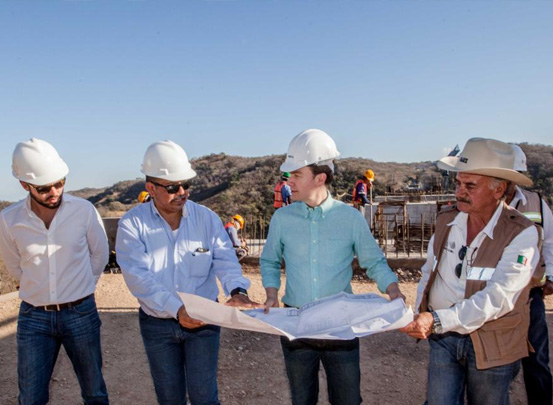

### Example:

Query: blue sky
xmin=1 ymin=1 xmax=552 ymax=201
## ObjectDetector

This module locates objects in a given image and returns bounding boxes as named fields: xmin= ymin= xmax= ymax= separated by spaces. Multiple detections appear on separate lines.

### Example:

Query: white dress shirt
xmin=116 ymin=200 xmax=250 ymax=319
xmin=0 ymin=193 xmax=109 ymax=306
xmin=509 ymin=186 xmax=553 ymax=278
xmin=415 ymin=203 xmax=539 ymax=334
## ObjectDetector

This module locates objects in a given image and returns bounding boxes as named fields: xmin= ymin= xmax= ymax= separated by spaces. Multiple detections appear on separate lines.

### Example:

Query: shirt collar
xmin=448 ymin=202 xmax=504 ymax=240
xmin=24 ymin=193 xmax=69 ymax=216
xmin=149 ymin=200 xmax=189 ymax=219
xmin=510 ymin=186 xmax=527 ymax=207
xmin=300 ymin=192 xmax=333 ymax=219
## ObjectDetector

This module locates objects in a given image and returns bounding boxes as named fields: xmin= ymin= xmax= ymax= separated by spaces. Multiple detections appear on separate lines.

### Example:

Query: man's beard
xmin=30 ymin=191 xmax=63 ymax=209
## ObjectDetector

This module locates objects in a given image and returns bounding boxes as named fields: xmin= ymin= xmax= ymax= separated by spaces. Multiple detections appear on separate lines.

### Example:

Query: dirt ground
xmin=1 ymin=268 xmax=552 ymax=405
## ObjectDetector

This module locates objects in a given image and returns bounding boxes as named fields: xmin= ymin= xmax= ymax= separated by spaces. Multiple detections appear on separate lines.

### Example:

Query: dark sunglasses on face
xmin=149 ymin=180 xmax=190 ymax=194
xmin=455 ymin=245 xmax=468 ymax=278
xmin=28 ymin=178 xmax=66 ymax=194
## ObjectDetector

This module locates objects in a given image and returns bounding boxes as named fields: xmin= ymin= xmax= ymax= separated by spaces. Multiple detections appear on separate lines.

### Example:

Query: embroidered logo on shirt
xmin=517 ymin=255 xmax=527 ymax=266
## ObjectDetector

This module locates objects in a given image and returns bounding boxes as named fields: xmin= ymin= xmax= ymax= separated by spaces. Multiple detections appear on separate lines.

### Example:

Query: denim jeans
xmin=280 ymin=336 xmax=362 ymax=405
xmin=138 ymin=308 xmax=221 ymax=405
xmin=427 ymin=333 xmax=520 ymax=405
xmin=17 ymin=295 xmax=108 ymax=405
xmin=522 ymin=287 xmax=553 ymax=405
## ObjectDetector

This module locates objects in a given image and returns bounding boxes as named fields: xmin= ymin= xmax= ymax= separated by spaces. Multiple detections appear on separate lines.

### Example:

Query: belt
xmin=30 ymin=294 xmax=93 ymax=312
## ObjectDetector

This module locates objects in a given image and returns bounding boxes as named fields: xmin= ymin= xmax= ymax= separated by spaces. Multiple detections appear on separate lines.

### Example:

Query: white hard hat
xmin=510 ymin=143 xmax=527 ymax=172
xmin=280 ymin=129 xmax=341 ymax=173
xmin=141 ymin=140 xmax=197 ymax=181
xmin=12 ymin=138 xmax=69 ymax=185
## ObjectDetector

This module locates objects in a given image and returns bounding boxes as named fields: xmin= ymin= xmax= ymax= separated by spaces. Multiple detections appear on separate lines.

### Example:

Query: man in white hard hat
xmin=401 ymin=138 xmax=540 ymax=404
xmin=506 ymin=143 xmax=553 ymax=405
xmin=115 ymin=140 xmax=261 ymax=405
xmin=261 ymin=129 xmax=405 ymax=404
xmin=0 ymin=138 xmax=109 ymax=404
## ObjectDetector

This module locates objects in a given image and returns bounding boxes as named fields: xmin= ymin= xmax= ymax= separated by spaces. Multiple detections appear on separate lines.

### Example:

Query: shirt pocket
xmin=184 ymin=242 xmax=213 ymax=277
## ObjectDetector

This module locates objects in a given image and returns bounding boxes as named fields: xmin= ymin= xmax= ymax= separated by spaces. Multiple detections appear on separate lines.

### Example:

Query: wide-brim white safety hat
xmin=437 ymin=137 xmax=532 ymax=186
xmin=141 ymin=140 xmax=197 ymax=181
xmin=280 ymin=129 xmax=341 ymax=173
xmin=12 ymin=138 xmax=69 ymax=185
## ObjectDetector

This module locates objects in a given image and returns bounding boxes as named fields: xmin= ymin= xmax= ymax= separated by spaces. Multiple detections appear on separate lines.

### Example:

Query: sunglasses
xmin=28 ymin=178 xmax=66 ymax=194
xmin=455 ymin=245 xmax=467 ymax=278
xmin=149 ymin=180 xmax=190 ymax=194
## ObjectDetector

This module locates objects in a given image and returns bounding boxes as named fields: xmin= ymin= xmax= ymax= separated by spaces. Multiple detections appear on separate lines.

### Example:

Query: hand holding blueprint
xmin=178 ymin=291 xmax=413 ymax=340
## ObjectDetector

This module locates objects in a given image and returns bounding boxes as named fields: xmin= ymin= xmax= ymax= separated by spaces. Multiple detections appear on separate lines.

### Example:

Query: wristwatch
xmin=230 ymin=287 xmax=248 ymax=297
xmin=429 ymin=311 xmax=443 ymax=334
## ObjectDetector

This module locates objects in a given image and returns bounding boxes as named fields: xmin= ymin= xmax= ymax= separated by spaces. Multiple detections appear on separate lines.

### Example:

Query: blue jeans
xmin=138 ymin=308 xmax=221 ymax=405
xmin=522 ymin=287 xmax=553 ymax=405
xmin=427 ymin=333 xmax=520 ymax=405
xmin=280 ymin=337 xmax=361 ymax=405
xmin=17 ymin=295 xmax=108 ymax=405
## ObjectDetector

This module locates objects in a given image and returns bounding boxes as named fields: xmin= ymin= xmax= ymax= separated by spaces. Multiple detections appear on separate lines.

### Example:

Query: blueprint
xmin=178 ymin=291 xmax=413 ymax=340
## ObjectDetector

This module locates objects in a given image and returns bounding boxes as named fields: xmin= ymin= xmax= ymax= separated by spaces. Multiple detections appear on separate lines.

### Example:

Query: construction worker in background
xmin=261 ymin=129 xmax=404 ymax=405
xmin=274 ymin=172 xmax=291 ymax=208
xmin=116 ymin=140 xmax=262 ymax=405
xmin=506 ymin=143 xmax=553 ymax=405
xmin=0 ymin=138 xmax=110 ymax=404
xmin=352 ymin=169 xmax=374 ymax=208
xmin=225 ymin=214 xmax=248 ymax=261
xmin=138 ymin=190 xmax=151 ymax=203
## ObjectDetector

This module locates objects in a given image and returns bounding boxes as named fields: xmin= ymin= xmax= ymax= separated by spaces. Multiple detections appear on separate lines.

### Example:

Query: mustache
xmin=456 ymin=197 xmax=471 ymax=204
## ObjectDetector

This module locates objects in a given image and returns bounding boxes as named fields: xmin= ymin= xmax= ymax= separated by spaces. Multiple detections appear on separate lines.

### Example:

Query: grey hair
xmin=489 ymin=177 xmax=510 ymax=200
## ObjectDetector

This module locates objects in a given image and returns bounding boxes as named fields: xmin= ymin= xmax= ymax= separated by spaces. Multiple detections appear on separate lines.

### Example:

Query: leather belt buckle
xmin=44 ymin=303 xmax=62 ymax=311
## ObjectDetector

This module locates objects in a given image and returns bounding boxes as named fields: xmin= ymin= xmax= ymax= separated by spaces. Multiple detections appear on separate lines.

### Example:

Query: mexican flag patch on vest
xmin=517 ymin=255 xmax=527 ymax=266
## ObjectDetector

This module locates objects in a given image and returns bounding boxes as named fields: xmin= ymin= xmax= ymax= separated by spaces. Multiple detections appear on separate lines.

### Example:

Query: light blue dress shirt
xmin=261 ymin=194 xmax=397 ymax=308
xmin=116 ymin=200 xmax=250 ymax=319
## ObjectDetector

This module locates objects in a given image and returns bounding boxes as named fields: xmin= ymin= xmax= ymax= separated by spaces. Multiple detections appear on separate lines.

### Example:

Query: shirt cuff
xmin=377 ymin=273 xmax=399 ymax=295
xmin=434 ymin=308 xmax=459 ymax=334
xmin=168 ymin=297 xmax=184 ymax=319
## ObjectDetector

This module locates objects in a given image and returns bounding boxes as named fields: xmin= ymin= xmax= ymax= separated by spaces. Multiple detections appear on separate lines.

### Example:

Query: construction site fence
xmin=102 ymin=201 xmax=452 ymax=264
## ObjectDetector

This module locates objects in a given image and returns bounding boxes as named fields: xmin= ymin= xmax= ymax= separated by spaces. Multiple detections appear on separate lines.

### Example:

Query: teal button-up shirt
xmin=261 ymin=194 xmax=397 ymax=308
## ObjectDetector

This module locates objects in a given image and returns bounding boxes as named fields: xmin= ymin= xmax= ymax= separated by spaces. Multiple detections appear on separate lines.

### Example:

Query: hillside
xmin=2 ymin=143 xmax=552 ymax=222
xmin=67 ymin=153 xmax=441 ymax=221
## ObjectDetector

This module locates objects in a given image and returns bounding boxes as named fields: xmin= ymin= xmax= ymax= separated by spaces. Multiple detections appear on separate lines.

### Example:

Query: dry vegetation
xmin=0 ymin=259 xmax=17 ymax=295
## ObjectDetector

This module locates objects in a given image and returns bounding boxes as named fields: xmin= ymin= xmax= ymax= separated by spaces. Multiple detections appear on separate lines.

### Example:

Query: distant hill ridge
xmin=1 ymin=143 xmax=552 ymax=220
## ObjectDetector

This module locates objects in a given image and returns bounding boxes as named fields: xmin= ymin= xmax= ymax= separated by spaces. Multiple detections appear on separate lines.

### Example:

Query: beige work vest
xmin=419 ymin=203 xmax=535 ymax=369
